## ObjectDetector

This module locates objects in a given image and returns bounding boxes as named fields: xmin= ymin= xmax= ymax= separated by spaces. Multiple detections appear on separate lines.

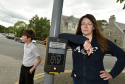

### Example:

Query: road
xmin=0 ymin=33 xmax=117 ymax=84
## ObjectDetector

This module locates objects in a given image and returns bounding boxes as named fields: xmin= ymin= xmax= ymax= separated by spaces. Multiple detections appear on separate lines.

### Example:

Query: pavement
xmin=32 ymin=54 xmax=125 ymax=84
xmin=33 ymin=70 xmax=125 ymax=84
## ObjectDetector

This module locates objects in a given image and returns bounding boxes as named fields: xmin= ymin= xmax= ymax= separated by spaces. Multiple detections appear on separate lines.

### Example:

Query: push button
xmin=54 ymin=67 xmax=56 ymax=70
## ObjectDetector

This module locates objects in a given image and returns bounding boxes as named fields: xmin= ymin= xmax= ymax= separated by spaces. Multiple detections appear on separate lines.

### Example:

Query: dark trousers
xmin=73 ymin=78 xmax=79 ymax=84
xmin=19 ymin=65 xmax=35 ymax=84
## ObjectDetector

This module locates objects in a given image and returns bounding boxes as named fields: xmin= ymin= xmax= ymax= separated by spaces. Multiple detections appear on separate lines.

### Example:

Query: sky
xmin=0 ymin=0 xmax=125 ymax=27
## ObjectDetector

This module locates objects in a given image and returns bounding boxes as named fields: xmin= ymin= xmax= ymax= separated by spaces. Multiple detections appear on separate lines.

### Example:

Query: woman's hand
xmin=100 ymin=71 xmax=113 ymax=80
xmin=83 ymin=40 xmax=92 ymax=56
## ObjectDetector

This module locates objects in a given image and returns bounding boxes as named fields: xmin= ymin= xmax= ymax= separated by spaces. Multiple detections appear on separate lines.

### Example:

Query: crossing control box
xmin=43 ymin=37 xmax=68 ymax=73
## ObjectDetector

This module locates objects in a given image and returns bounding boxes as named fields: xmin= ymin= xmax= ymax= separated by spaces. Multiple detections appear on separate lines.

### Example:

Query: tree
xmin=9 ymin=29 xmax=14 ymax=33
xmin=14 ymin=21 xmax=27 ymax=29
xmin=117 ymin=0 xmax=125 ymax=9
xmin=15 ymin=27 xmax=24 ymax=37
xmin=41 ymin=28 xmax=50 ymax=40
xmin=28 ymin=15 xmax=39 ymax=28
xmin=14 ymin=21 xmax=27 ymax=37
xmin=97 ymin=20 xmax=108 ymax=31
xmin=0 ymin=25 xmax=6 ymax=33
xmin=6 ymin=26 xmax=15 ymax=34
xmin=28 ymin=14 xmax=50 ymax=40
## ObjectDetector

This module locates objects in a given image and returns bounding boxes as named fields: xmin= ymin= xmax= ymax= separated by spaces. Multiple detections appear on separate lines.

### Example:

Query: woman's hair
xmin=23 ymin=28 xmax=36 ymax=40
xmin=76 ymin=14 xmax=108 ymax=53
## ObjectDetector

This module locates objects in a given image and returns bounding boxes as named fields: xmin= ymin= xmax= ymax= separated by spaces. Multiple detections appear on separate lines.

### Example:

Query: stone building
xmin=60 ymin=15 xmax=79 ymax=34
xmin=102 ymin=15 xmax=125 ymax=48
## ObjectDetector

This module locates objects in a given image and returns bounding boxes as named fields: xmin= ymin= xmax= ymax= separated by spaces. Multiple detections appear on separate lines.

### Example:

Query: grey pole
xmin=43 ymin=0 xmax=64 ymax=84
xmin=49 ymin=0 xmax=64 ymax=37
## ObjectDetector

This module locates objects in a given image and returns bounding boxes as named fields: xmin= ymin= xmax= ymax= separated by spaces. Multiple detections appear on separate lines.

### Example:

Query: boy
xmin=19 ymin=29 xmax=41 ymax=84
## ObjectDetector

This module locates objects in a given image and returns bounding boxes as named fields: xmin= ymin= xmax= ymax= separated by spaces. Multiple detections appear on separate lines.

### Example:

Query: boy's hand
xmin=83 ymin=40 xmax=92 ymax=56
xmin=29 ymin=56 xmax=41 ymax=74
xmin=29 ymin=68 xmax=34 ymax=74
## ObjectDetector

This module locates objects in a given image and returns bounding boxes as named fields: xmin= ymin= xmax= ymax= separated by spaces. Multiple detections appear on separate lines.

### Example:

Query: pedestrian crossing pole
xmin=43 ymin=0 xmax=64 ymax=84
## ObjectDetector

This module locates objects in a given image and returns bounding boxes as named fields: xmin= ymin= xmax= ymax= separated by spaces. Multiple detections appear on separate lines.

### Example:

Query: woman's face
xmin=81 ymin=18 xmax=95 ymax=36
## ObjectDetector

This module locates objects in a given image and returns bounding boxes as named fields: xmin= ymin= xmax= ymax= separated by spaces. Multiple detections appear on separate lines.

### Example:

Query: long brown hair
xmin=76 ymin=14 xmax=108 ymax=53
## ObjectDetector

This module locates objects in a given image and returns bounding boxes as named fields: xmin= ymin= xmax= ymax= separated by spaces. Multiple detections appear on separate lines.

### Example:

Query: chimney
xmin=109 ymin=15 xmax=116 ymax=23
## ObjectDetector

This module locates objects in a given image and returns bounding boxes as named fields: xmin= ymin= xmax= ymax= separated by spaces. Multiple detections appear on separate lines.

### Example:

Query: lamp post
xmin=43 ymin=0 xmax=64 ymax=84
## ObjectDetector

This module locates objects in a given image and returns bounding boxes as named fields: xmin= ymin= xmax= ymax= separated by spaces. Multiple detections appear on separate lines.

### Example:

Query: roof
xmin=61 ymin=15 xmax=79 ymax=23
xmin=115 ymin=22 xmax=125 ymax=32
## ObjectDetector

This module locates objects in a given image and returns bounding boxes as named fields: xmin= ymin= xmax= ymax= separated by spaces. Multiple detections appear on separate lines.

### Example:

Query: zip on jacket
xmin=84 ymin=54 xmax=85 ymax=84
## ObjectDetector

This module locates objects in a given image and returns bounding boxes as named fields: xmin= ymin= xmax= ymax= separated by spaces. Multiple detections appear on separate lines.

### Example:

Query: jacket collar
xmin=91 ymin=37 xmax=96 ymax=44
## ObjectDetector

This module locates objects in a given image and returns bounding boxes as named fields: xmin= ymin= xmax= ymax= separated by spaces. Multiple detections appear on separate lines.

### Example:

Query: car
xmin=20 ymin=37 xmax=25 ymax=43
xmin=2 ymin=33 xmax=6 ymax=36
xmin=2 ymin=33 xmax=5 ymax=35
xmin=44 ymin=39 xmax=47 ymax=45
xmin=6 ymin=34 xmax=8 ymax=38
xmin=5 ymin=34 xmax=8 ymax=38
xmin=44 ymin=38 xmax=70 ymax=49
xmin=67 ymin=45 xmax=70 ymax=49
xmin=32 ymin=40 xmax=36 ymax=45
xmin=20 ymin=37 xmax=36 ymax=45
xmin=15 ymin=37 xmax=20 ymax=41
xmin=7 ymin=33 xmax=15 ymax=39
xmin=3 ymin=33 xmax=7 ymax=36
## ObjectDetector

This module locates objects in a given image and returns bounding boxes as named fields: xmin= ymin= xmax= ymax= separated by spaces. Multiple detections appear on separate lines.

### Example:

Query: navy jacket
xmin=59 ymin=33 xmax=125 ymax=84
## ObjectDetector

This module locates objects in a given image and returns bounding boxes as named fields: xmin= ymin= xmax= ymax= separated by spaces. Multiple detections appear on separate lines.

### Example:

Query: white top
xmin=23 ymin=42 xmax=40 ymax=67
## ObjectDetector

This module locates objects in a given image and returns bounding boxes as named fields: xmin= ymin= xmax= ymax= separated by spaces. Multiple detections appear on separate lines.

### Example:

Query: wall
xmin=102 ymin=23 xmax=124 ymax=48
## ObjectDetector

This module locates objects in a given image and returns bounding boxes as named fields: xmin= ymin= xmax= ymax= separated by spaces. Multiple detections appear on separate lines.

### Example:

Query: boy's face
xmin=22 ymin=35 xmax=31 ymax=42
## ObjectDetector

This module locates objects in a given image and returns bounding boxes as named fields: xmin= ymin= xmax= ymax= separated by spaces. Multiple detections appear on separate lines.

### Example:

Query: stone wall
xmin=60 ymin=20 xmax=77 ymax=34
xmin=36 ymin=40 xmax=44 ymax=45
xmin=102 ymin=23 xmax=124 ymax=48
xmin=60 ymin=15 xmax=79 ymax=34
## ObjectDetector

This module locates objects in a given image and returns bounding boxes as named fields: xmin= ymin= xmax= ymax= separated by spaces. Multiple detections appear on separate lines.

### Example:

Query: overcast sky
xmin=0 ymin=0 xmax=125 ymax=27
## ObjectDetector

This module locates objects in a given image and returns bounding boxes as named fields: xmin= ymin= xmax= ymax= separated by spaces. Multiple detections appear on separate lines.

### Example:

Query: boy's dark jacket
xmin=59 ymin=33 xmax=125 ymax=84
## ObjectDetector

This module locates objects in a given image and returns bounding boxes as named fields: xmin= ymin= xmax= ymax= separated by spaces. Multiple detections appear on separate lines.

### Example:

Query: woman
xmin=59 ymin=14 xmax=125 ymax=84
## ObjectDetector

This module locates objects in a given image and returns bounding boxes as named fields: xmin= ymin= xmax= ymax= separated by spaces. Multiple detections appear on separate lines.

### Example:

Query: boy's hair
xmin=23 ymin=29 xmax=36 ymax=40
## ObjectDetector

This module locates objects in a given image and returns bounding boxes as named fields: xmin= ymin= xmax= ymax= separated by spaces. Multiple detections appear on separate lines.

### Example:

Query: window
xmin=68 ymin=23 xmax=71 ymax=29
xmin=109 ymin=31 xmax=111 ymax=36
xmin=114 ymin=39 xmax=117 ymax=43
xmin=72 ymin=23 xmax=76 ymax=30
